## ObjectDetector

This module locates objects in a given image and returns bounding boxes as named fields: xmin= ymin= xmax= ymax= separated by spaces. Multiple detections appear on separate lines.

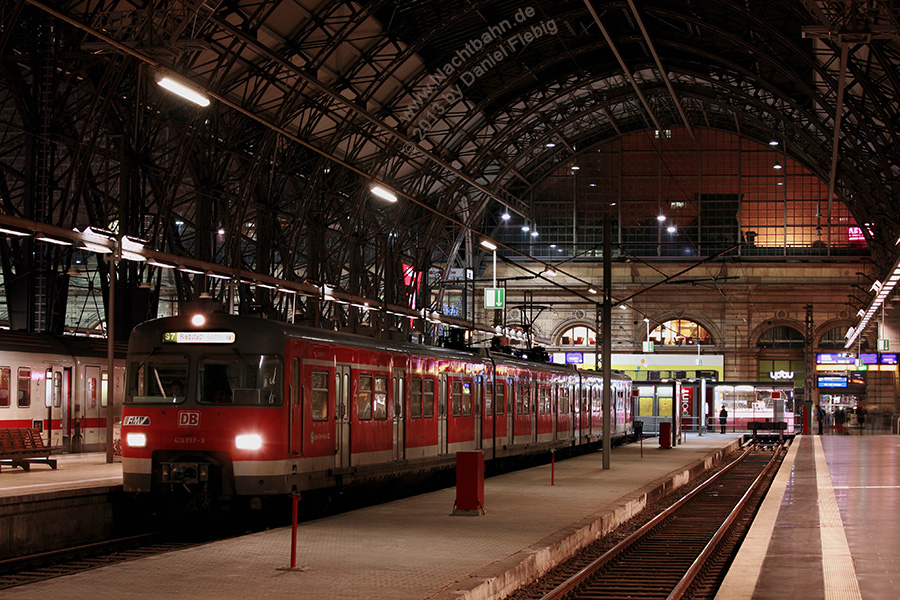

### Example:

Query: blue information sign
xmin=859 ymin=353 xmax=879 ymax=365
xmin=565 ymin=352 xmax=584 ymax=364
xmin=816 ymin=353 xmax=855 ymax=365
xmin=817 ymin=375 xmax=848 ymax=388
xmin=880 ymin=353 xmax=898 ymax=365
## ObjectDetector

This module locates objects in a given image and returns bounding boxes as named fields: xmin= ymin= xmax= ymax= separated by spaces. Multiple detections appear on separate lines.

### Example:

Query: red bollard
xmin=290 ymin=491 xmax=299 ymax=568
xmin=277 ymin=491 xmax=307 ymax=571
xmin=640 ymin=430 xmax=643 ymax=458
xmin=551 ymin=449 xmax=555 ymax=486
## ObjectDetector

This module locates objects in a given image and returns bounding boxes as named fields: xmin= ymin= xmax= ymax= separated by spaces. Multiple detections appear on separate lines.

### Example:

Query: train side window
xmin=496 ymin=382 xmax=505 ymax=415
xmin=423 ymin=378 xmax=435 ymax=418
xmin=358 ymin=374 xmax=372 ymax=420
xmin=484 ymin=381 xmax=493 ymax=414
xmin=373 ymin=376 xmax=387 ymax=420
xmin=311 ymin=371 xmax=329 ymax=421
xmin=17 ymin=367 xmax=31 ymax=408
xmin=411 ymin=378 xmax=422 ymax=418
xmin=0 ymin=367 xmax=9 ymax=408
xmin=451 ymin=381 xmax=462 ymax=417
xmin=462 ymin=381 xmax=471 ymax=416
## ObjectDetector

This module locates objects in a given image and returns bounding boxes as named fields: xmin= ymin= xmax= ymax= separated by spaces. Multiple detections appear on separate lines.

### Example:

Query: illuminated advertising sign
xmin=817 ymin=375 xmax=847 ymax=388
xmin=816 ymin=353 xmax=855 ymax=365
xmin=880 ymin=353 xmax=898 ymax=365
xmin=163 ymin=331 xmax=236 ymax=344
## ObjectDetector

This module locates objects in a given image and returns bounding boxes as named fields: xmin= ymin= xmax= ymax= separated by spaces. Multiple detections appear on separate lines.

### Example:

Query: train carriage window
xmin=539 ymin=384 xmax=550 ymax=414
xmin=358 ymin=374 xmax=372 ymax=420
xmin=198 ymin=354 xmax=283 ymax=406
xmin=52 ymin=371 xmax=62 ymax=408
xmin=126 ymin=355 xmax=190 ymax=404
xmin=461 ymin=381 xmax=472 ymax=416
xmin=17 ymin=368 xmax=31 ymax=408
xmin=496 ymin=381 xmax=505 ymax=415
xmin=484 ymin=381 xmax=493 ymax=414
xmin=451 ymin=381 xmax=462 ymax=417
xmin=311 ymin=371 xmax=329 ymax=421
xmin=559 ymin=386 xmax=569 ymax=414
xmin=374 ymin=376 xmax=388 ymax=420
xmin=45 ymin=368 xmax=53 ymax=407
xmin=411 ymin=377 xmax=423 ymax=418
xmin=0 ymin=368 xmax=9 ymax=408
xmin=423 ymin=378 xmax=435 ymax=418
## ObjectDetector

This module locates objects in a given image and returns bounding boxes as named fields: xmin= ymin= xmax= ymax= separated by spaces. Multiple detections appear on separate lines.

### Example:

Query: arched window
xmin=649 ymin=319 xmax=712 ymax=346
xmin=817 ymin=325 xmax=869 ymax=350
xmin=558 ymin=325 xmax=596 ymax=347
xmin=758 ymin=325 xmax=805 ymax=348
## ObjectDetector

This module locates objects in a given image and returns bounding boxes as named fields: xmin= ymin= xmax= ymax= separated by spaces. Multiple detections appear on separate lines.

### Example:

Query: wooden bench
xmin=747 ymin=421 xmax=788 ymax=442
xmin=0 ymin=428 xmax=57 ymax=472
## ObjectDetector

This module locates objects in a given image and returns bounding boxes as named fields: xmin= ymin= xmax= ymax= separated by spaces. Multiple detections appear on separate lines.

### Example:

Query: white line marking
xmin=814 ymin=435 xmax=863 ymax=600
xmin=0 ymin=477 xmax=121 ymax=493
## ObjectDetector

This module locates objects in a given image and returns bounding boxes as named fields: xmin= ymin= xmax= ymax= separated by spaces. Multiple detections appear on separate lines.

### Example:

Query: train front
xmin=121 ymin=313 xmax=288 ymax=506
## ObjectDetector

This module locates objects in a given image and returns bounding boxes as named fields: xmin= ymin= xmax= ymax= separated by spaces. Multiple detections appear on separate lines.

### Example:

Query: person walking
xmin=719 ymin=406 xmax=728 ymax=434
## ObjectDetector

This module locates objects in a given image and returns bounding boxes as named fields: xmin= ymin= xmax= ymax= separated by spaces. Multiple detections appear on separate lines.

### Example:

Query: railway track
xmin=517 ymin=442 xmax=785 ymax=600
xmin=0 ymin=533 xmax=213 ymax=590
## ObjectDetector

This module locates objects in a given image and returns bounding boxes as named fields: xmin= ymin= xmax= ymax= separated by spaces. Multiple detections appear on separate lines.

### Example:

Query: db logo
xmin=178 ymin=411 xmax=201 ymax=427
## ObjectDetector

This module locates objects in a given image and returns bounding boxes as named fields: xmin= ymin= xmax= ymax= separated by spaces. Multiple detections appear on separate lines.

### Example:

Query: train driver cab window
xmin=423 ymin=378 xmax=435 ymax=418
xmin=311 ymin=371 xmax=329 ymax=421
xmin=0 ymin=367 xmax=9 ymax=408
xmin=374 ymin=376 xmax=388 ymax=420
xmin=198 ymin=354 xmax=282 ymax=406
xmin=358 ymin=374 xmax=372 ymax=420
xmin=126 ymin=355 xmax=190 ymax=404
xmin=17 ymin=367 xmax=31 ymax=408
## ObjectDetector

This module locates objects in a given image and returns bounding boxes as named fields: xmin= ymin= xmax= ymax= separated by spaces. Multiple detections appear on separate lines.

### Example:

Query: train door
xmin=393 ymin=369 xmax=405 ymax=461
xmin=62 ymin=368 xmax=72 ymax=451
xmin=335 ymin=365 xmax=351 ymax=469
xmin=84 ymin=366 xmax=100 ymax=449
xmin=289 ymin=357 xmax=301 ymax=456
xmin=438 ymin=374 xmax=448 ymax=454
xmin=507 ymin=378 xmax=514 ymax=445
xmin=473 ymin=376 xmax=482 ymax=450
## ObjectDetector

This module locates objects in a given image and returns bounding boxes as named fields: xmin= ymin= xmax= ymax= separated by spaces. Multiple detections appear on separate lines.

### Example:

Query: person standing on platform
xmin=816 ymin=405 xmax=826 ymax=435
xmin=834 ymin=407 xmax=845 ymax=434
xmin=719 ymin=406 xmax=728 ymax=433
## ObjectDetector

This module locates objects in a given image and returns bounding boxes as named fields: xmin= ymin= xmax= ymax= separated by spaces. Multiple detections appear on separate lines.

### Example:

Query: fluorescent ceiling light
xmin=36 ymin=234 xmax=72 ymax=246
xmin=370 ymin=185 xmax=398 ymax=202
xmin=480 ymin=238 xmax=497 ymax=251
xmin=156 ymin=75 xmax=210 ymax=107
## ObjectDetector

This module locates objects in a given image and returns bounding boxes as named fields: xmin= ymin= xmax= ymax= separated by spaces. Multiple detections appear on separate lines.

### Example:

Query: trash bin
xmin=659 ymin=421 xmax=672 ymax=448
xmin=633 ymin=420 xmax=644 ymax=439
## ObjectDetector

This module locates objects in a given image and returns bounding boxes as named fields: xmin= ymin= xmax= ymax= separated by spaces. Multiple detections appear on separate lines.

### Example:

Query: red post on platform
xmin=659 ymin=421 xmax=672 ymax=449
xmin=640 ymin=431 xmax=643 ymax=458
xmin=551 ymin=449 xmax=555 ymax=486
xmin=454 ymin=451 xmax=485 ymax=515
xmin=290 ymin=492 xmax=299 ymax=568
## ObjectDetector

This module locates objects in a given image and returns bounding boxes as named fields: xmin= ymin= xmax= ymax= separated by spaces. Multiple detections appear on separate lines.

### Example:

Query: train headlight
xmin=235 ymin=434 xmax=263 ymax=450
xmin=126 ymin=432 xmax=147 ymax=448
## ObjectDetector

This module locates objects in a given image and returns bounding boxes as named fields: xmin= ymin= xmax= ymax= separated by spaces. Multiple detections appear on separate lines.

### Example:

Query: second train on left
xmin=121 ymin=312 xmax=633 ymax=504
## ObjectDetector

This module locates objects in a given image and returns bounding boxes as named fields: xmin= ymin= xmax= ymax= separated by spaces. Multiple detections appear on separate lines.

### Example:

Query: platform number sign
xmin=484 ymin=288 xmax=505 ymax=309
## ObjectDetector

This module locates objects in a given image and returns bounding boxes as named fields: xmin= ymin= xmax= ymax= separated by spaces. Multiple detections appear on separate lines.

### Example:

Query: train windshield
xmin=126 ymin=355 xmax=190 ymax=404
xmin=197 ymin=353 xmax=282 ymax=406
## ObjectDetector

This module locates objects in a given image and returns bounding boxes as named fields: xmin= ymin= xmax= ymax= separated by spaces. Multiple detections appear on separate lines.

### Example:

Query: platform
xmin=0 ymin=453 xmax=122 ymax=500
xmin=718 ymin=432 xmax=899 ymax=600
xmin=2 ymin=433 xmax=741 ymax=600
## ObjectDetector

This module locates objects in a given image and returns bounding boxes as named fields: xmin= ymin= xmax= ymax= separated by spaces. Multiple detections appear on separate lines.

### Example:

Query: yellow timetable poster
xmin=639 ymin=397 xmax=654 ymax=416
xmin=658 ymin=397 xmax=673 ymax=416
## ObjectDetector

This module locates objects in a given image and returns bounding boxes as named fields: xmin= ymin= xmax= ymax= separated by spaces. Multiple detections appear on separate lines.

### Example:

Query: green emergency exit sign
xmin=484 ymin=288 xmax=505 ymax=309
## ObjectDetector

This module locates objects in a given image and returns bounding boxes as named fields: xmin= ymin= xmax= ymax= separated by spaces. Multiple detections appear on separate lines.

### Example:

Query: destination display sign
xmin=816 ymin=353 xmax=855 ymax=365
xmin=163 ymin=331 xmax=236 ymax=344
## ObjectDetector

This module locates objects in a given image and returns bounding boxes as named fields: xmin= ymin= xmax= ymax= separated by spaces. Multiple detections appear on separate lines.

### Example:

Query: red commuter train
xmin=121 ymin=312 xmax=633 ymax=503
